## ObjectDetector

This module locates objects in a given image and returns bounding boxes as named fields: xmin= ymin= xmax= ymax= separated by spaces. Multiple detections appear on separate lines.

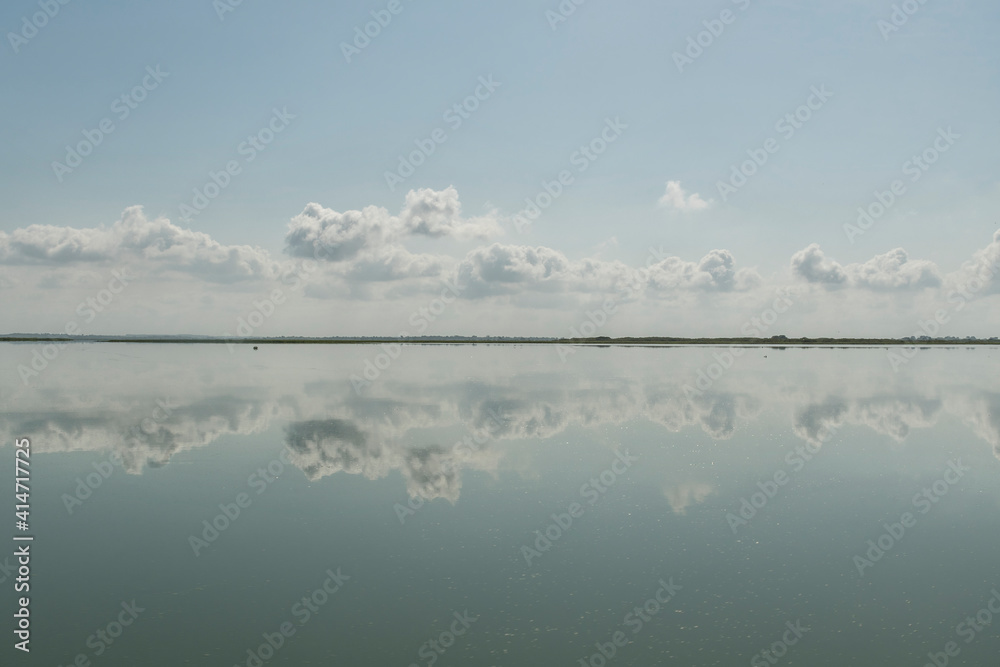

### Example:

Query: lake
xmin=1 ymin=343 xmax=998 ymax=666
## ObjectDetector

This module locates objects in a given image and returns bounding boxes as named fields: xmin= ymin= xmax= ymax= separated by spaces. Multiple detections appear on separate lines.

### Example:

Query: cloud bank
xmin=1 ymin=187 xmax=998 ymax=336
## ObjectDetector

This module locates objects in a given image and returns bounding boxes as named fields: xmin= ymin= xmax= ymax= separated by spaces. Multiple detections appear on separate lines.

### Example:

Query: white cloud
xmin=946 ymin=229 xmax=1000 ymax=298
xmin=284 ymin=186 xmax=501 ymax=263
xmin=791 ymin=244 xmax=942 ymax=290
xmin=342 ymin=246 xmax=445 ymax=282
xmin=283 ymin=202 xmax=393 ymax=262
xmin=0 ymin=206 xmax=276 ymax=283
xmin=1 ymin=188 xmax=997 ymax=336
xmin=849 ymin=248 xmax=942 ymax=290
xmin=399 ymin=187 xmax=501 ymax=239
xmin=454 ymin=244 xmax=760 ymax=299
xmin=648 ymin=249 xmax=761 ymax=292
xmin=456 ymin=243 xmax=577 ymax=297
xmin=658 ymin=181 xmax=710 ymax=211
xmin=790 ymin=244 xmax=848 ymax=286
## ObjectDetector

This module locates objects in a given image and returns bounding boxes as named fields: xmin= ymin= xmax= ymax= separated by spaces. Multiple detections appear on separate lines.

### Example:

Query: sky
xmin=1 ymin=0 xmax=998 ymax=337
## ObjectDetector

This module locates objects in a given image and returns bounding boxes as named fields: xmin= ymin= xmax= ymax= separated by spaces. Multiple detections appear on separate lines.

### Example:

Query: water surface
xmin=1 ymin=344 xmax=998 ymax=665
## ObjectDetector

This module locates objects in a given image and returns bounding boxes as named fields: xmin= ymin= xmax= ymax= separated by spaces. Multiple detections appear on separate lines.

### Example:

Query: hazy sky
xmin=1 ymin=0 xmax=998 ymax=337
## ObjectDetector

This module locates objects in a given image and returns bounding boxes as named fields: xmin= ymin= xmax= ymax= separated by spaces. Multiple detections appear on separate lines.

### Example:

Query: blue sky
xmin=1 ymin=0 xmax=999 ymax=336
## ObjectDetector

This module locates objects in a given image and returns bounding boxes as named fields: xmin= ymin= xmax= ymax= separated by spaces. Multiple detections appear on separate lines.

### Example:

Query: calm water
xmin=1 ymin=344 xmax=999 ymax=666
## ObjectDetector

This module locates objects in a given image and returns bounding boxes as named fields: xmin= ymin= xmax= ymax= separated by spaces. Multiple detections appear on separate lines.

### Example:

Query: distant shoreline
xmin=2 ymin=335 xmax=998 ymax=347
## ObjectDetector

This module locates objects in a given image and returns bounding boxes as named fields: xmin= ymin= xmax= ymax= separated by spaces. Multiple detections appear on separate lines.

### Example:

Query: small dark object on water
xmin=253 ymin=346 xmax=258 ymax=350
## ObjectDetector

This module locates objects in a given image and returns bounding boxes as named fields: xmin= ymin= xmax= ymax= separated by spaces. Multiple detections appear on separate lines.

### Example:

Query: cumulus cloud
xmin=947 ymin=229 xmax=1000 ymax=298
xmin=456 ymin=244 xmax=576 ymax=297
xmin=647 ymin=249 xmax=762 ymax=292
xmin=343 ymin=246 xmax=445 ymax=282
xmin=849 ymin=248 xmax=942 ymax=290
xmin=284 ymin=186 xmax=501 ymax=263
xmin=283 ymin=202 xmax=393 ymax=262
xmin=0 ymin=206 xmax=276 ymax=283
xmin=456 ymin=244 xmax=760 ymax=299
xmin=4 ymin=187 xmax=993 ymax=326
xmin=659 ymin=181 xmax=710 ymax=211
xmin=791 ymin=244 xmax=942 ymax=290
xmin=399 ymin=187 xmax=501 ymax=239
xmin=790 ymin=244 xmax=848 ymax=285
